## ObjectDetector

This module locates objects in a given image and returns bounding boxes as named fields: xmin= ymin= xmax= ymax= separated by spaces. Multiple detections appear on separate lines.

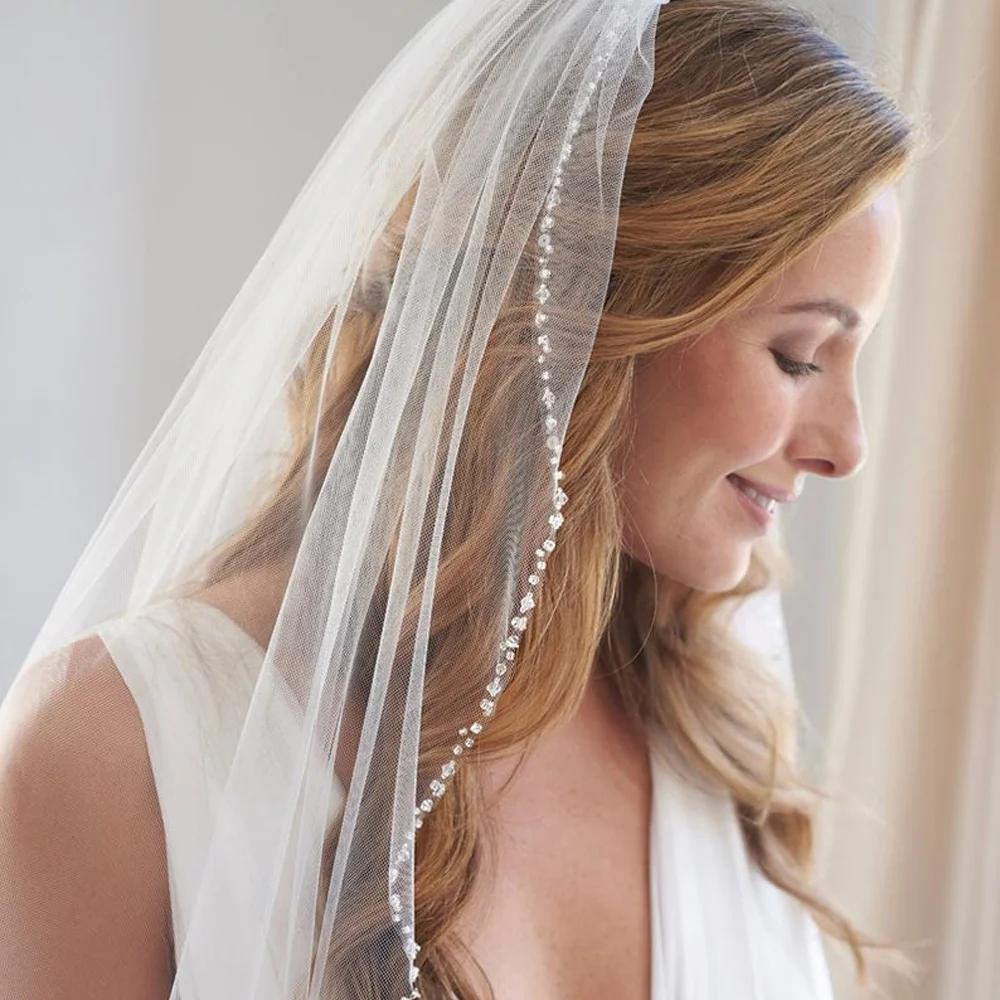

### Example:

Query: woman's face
xmin=618 ymin=186 xmax=903 ymax=592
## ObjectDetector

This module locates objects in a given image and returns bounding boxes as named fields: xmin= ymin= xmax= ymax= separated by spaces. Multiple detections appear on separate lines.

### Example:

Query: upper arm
xmin=0 ymin=635 xmax=174 ymax=999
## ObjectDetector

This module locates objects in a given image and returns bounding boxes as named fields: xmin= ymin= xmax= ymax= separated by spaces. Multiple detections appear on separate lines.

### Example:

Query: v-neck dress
xmin=91 ymin=597 xmax=834 ymax=999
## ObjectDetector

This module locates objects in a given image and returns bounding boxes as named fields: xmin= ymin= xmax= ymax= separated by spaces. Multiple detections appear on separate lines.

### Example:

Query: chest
xmin=455 ymin=697 xmax=653 ymax=1000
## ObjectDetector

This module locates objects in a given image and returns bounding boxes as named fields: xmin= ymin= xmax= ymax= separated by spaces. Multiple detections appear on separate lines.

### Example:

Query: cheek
xmin=703 ymin=368 xmax=790 ymax=463
xmin=618 ymin=333 xmax=796 ymax=588
xmin=628 ymin=336 xmax=789 ymax=483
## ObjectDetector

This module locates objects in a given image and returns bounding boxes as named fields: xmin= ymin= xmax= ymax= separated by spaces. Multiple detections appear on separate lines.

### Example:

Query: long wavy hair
xmin=195 ymin=1 xmax=923 ymax=996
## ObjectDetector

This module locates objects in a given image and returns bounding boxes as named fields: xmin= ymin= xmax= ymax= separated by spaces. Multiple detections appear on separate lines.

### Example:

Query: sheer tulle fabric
xmin=8 ymin=2 xmax=664 ymax=996
xmin=0 ymin=1 xmax=834 ymax=997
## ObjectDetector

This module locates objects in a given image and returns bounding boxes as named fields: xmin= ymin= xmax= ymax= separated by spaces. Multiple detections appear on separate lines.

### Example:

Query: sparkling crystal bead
xmin=398 ymin=57 xmax=611 ymax=855
xmin=391 ymin=893 xmax=402 ymax=912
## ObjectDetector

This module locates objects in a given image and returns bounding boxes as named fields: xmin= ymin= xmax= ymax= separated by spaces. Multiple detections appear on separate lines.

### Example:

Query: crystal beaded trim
xmin=395 ymin=7 xmax=631 ymax=996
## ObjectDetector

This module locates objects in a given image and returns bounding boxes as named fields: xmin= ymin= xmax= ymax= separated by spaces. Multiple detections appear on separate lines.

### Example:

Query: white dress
xmin=90 ymin=597 xmax=834 ymax=1000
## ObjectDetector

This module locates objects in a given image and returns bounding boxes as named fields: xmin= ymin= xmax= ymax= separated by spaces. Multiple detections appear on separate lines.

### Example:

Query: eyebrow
xmin=776 ymin=297 xmax=863 ymax=331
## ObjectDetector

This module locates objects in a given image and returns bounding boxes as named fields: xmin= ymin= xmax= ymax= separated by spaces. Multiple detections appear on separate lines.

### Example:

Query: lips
xmin=728 ymin=474 xmax=779 ymax=516
xmin=726 ymin=474 xmax=799 ymax=506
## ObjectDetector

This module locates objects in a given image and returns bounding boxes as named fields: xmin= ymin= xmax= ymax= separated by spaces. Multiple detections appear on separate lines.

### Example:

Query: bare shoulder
xmin=0 ymin=634 xmax=174 ymax=998
xmin=0 ymin=634 xmax=157 ymax=806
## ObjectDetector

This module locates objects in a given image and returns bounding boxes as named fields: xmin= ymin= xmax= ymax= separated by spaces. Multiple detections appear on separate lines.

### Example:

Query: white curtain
xmin=818 ymin=1 xmax=1000 ymax=996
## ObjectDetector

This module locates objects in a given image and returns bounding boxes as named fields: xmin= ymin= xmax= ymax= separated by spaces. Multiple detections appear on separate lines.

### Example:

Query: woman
xmin=0 ymin=1 xmax=921 ymax=998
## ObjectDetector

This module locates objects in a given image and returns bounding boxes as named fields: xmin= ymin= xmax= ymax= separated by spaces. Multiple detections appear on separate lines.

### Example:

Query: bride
xmin=0 ymin=1 xmax=919 ymax=998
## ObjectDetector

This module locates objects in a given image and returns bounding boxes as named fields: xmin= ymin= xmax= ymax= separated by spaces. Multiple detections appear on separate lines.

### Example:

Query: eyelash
xmin=771 ymin=349 xmax=823 ymax=379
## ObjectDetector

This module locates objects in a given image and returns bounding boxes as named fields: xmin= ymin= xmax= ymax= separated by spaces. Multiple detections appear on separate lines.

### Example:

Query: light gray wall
xmin=2 ymin=1 xmax=150 ymax=685
xmin=1 ymin=0 xmax=883 ymax=735
xmin=0 ymin=0 xmax=449 ymax=688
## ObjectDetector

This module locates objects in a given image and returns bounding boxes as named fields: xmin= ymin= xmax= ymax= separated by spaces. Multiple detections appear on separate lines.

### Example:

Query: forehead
xmin=744 ymin=189 xmax=902 ymax=331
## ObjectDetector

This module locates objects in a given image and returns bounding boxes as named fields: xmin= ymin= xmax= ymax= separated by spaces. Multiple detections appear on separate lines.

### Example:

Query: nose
xmin=790 ymin=387 xmax=868 ymax=480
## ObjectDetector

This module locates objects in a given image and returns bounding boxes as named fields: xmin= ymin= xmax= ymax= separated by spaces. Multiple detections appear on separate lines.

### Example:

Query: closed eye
xmin=771 ymin=349 xmax=823 ymax=379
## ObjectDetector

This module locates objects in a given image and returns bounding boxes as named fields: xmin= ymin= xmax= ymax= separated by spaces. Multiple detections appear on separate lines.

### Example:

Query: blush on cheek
xmin=705 ymin=334 xmax=794 ymax=464
xmin=619 ymin=328 xmax=791 ymax=583
xmin=640 ymin=330 xmax=787 ymax=474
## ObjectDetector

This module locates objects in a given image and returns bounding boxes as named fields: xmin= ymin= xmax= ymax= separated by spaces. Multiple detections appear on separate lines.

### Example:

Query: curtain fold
xmin=817 ymin=2 xmax=1000 ymax=997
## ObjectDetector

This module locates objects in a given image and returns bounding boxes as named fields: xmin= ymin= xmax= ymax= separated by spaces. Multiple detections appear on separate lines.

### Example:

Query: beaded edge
xmin=392 ymin=5 xmax=636 ymax=995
